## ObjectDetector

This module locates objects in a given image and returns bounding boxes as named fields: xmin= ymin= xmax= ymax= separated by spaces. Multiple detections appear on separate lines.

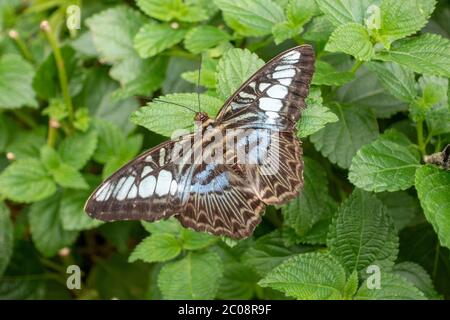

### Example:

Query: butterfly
xmin=85 ymin=45 xmax=315 ymax=239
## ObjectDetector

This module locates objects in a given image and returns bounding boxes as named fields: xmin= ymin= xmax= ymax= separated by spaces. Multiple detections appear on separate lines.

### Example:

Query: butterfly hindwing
xmin=178 ymin=162 xmax=264 ymax=239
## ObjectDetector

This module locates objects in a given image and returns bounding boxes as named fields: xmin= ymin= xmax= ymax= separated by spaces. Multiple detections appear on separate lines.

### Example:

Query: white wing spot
xmin=139 ymin=175 xmax=156 ymax=198
xmin=128 ymin=184 xmax=138 ymax=199
xmin=95 ymin=182 xmax=110 ymax=201
xmin=278 ymin=78 xmax=292 ymax=86
xmin=283 ymin=51 xmax=300 ymax=62
xmin=155 ymin=170 xmax=172 ymax=196
xmin=170 ymin=180 xmax=178 ymax=195
xmin=265 ymin=111 xmax=280 ymax=124
xmin=248 ymin=81 xmax=256 ymax=89
xmin=267 ymin=85 xmax=288 ymax=99
xmin=273 ymin=69 xmax=295 ymax=79
xmin=239 ymin=91 xmax=256 ymax=99
xmin=145 ymin=155 xmax=153 ymax=162
xmin=112 ymin=177 xmax=126 ymax=198
xmin=259 ymin=98 xmax=283 ymax=111
xmin=159 ymin=148 xmax=165 ymax=166
xmin=258 ymin=83 xmax=271 ymax=92
xmin=141 ymin=166 xmax=153 ymax=177
xmin=116 ymin=176 xmax=135 ymax=201
xmin=275 ymin=65 xmax=293 ymax=71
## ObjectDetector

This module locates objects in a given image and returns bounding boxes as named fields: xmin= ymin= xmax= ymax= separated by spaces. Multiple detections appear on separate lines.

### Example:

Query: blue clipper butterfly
xmin=85 ymin=45 xmax=315 ymax=239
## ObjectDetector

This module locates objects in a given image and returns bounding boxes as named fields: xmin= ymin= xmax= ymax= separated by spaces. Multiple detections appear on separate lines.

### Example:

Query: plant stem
xmin=41 ymin=21 xmax=74 ymax=124
xmin=350 ymin=60 xmax=363 ymax=75
xmin=416 ymin=119 xmax=426 ymax=157
xmin=47 ymin=119 xmax=58 ymax=147
xmin=40 ymin=257 xmax=67 ymax=274
xmin=8 ymin=29 xmax=34 ymax=63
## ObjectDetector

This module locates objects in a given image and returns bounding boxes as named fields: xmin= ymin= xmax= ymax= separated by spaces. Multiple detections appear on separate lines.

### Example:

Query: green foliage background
xmin=0 ymin=0 xmax=449 ymax=300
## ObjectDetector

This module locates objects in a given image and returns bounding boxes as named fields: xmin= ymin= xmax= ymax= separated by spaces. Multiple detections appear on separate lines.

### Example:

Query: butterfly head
xmin=194 ymin=112 xmax=209 ymax=123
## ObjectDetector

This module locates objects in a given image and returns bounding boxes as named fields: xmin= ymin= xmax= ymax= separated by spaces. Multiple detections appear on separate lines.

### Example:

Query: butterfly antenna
xmin=197 ymin=53 xmax=202 ymax=113
xmin=154 ymin=98 xmax=197 ymax=114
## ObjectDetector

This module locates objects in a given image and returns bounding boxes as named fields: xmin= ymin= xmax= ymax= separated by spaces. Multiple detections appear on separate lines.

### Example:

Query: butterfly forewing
xmin=85 ymin=138 xmax=189 ymax=221
xmin=216 ymin=45 xmax=315 ymax=131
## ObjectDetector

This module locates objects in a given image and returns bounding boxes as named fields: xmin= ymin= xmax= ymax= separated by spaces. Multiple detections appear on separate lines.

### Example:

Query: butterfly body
xmin=85 ymin=45 xmax=315 ymax=239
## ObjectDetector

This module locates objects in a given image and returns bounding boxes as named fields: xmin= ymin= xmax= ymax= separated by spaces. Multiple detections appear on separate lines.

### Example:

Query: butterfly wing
xmin=85 ymin=138 xmax=190 ymax=221
xmin=216 ymin=45 xmax=315 ymax=131
xmin=85 ymin=45 xmax=315 ymax=239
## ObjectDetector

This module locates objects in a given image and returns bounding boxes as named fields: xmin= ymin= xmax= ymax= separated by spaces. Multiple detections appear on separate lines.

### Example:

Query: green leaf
xmin=73 ymin=108 xmax=91 ymax=132
xmin=312 ymin=61 xmax=355 ymax=86
xmin=366 ymin=61 xmax=417 ymax=103
xmin=343 ymin=271 xmax=359 ymax=299
xmin=86 ymin=6 xmax=145 ymax=64
xmin=417 ymin=76 xmax=450 ymax=135
xmin=33 ymin=46 xmax=84 ymax=100
xmin=297 ymin=89 xmax=338 ymax=138
xmin=337 ymin=67 xmax=408 ymax=118
xmin=355 ymin=272 xmax=426 ymax=300
xmin=142 ymin=218 xmax=181 ymax=235
xmin=379 ymin=0 xmax=436 ymax=45
xmin=217 ymin=262 xmax=259 ymax=300
xmin=0 ymin=202 xmax=13 ymax=277
xmin=129 ymin=234 xmax=182 ymax=263
xmin=282 ymin=157 xmax=334 ymax=236
xmin=40 ymin=146 xmax=88 ymax=190
xmin=259 ymin=252 xmax=347 ymax=300
xmin=393 ymin=262 xmax=440 ymax=299
xmin=327 ymin=189 xmax=398 ymax=274
xmin=377 ymin=191 xmax=419 ymax=231
xmin=242 ymin=231 xmax=311 ymax=276
xmin=0 ymin=54 xmax=37 ymax=109
xmin=376 ymin=34 xmax=450 ymax=78
xmin=86 ymin=6 xmax=157 ymax=91
xmin=60 ymin=189 xmax=103 ymax=231
xmin=349 ymin=130 xmax=421 ymax=192
xmin=215 ymin=0 xmax=285 ymax=37
xmin=112 ymin=56 xmax=168 ymax=99
xmin=272 ymin=0 xmax=320 ymax=43
xmin=158 ymin=250 xmax=223 ymax=299
xmin=216 ymin=48 xmax=264 ymax=100
xmin=325 ymin=23 xmax=374 ymax=61
xmin=136 ymin=0 xmax=209 ymax=22
xmin=134 ymin=23 xmax=187 ymax=59
xmin=80 ymin=69 xmax=139 ymax=133
xmin=303 ymin=15 xmax=335 ymax=42
xmin=181 ymin=229 xmax=218 ymax=250
xmin=399 ymin=223 xmax=450 ymax=297
xmin=311 ymin=103 xmax=379 ymax=168
xmin=0 ymin=159 xmax=56 ymax=203
xmin=88 ymin=254 xmax=150 ymax=299
xmin=131 ymin=93 xmax=223 ymax=136
xmin=5 ymin=127 xmax=46 ymax=160
xmin=0 ymin=241 xmax=46 ymax=299
xmin=29 ymin=193 xmax=79 ymax=257
xmin=184 ymin=26 xmax=231 ymax=54
xmin=415 ymin=165 xmax=450 ymax=249
xmin=181 ymin=57 xmax=218 ymax=89
xmin=102 ymin=134 xmax=143 ymax=179
xmin=316 ymin=0 xmax=374 ymax=26
xmin=57 ymin=129 xmax=98 ymax=170
xmin=92 ymin=120 xmax=142 ymax=177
